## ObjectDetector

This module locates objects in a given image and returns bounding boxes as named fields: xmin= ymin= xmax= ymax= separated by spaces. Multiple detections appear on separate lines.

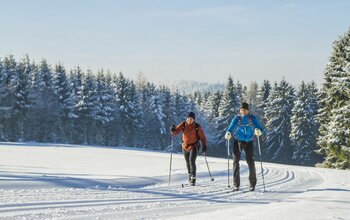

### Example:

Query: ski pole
xmin=257 ymin=135 xmax=266 ymax=192
xmin=168 ymin=138 xmax=174 ymax=184
xmin=227 ymin=139 xmax=230 ymax=188
xmin=203 ymin=153 xmax=214 ymax=181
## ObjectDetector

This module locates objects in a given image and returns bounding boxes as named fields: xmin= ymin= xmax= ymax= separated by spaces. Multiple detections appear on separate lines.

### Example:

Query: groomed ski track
xmin=0 ymin=143 xmax=348 ymax=220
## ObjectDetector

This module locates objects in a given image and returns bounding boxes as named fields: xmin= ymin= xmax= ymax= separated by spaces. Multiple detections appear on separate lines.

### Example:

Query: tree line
xmin=1 ymin=28 xmax=349 ymax=169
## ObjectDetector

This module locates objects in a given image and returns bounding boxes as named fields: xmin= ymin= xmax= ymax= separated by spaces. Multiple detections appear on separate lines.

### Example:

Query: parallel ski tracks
xmin=0 ymin=164 xmax=322 ymax=219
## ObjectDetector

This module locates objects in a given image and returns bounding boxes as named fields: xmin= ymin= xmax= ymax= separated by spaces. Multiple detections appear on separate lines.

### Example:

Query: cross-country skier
xmin=225 ymin=102 xmax=264 ymax=191
xmin=170 ymin=112 xmax=207 ymax=186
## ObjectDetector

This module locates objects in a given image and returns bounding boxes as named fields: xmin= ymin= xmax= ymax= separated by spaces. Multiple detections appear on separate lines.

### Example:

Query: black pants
xmin=232 ymin=140 xmax=257 ymax=188
xmin=183 ymin=148 xmax=198 ymax=178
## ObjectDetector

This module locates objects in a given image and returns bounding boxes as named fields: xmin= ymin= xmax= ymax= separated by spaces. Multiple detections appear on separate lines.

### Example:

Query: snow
xmin=1 ymin=142 xmax=349 ymax=220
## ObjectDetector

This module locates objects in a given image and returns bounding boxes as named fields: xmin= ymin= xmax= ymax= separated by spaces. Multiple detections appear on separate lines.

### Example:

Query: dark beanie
xmin=240 ymin=102 xmax=249 ymax=110
xmin=187 ymin=111 xmax=196 ymax=120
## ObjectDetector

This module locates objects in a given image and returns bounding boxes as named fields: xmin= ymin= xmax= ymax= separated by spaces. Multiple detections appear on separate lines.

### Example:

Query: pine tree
xmin=235 ymin=81 xmax=245 ymax=103
xmin=257 ymin=80 xmax=271 ymax=126
xmin=215 ymin=75 xmax=240 ymax=151
xmin=321 ymin=103 xmax=350 ymax=168
xmin=113 ymin=72 xmax=143 ymax=146
xmin=86 ymin=70 xmax=100 ymax=144
xmin=99 ymin=71 xmax=118 ymax=146
xmin=173 ymin=90 xmax=188 ymax=122
xmin=203 ymin=91 xmax=222 ymax=123
xmin=75 ymin=70 xmax=97 ymax=144
xmin=52 ymin=63 xmax=75 ymax=142
xmin=13 ymin=56 xmax=32 ymax=140
xmin=139 ymin=82 xmax=166 ymax=148
xmin=66 ymin=67 xmax=83 ymax=143
xmin=32 ymin=59 xmax=53 ymax=93
xmin=29 ymin=59 xmax=56 ymax=142
xmin=94 ymin=70 xmax=115 ymax=124
xmin=127 ymin=80 xmax=144 ymax=146
xmin=193 ymin=91 xmax=202 ymax=107
xmin=0 ymin=56 xmax=17 ymax=141
xmin=159 ymin=85 xmax=175 ymax=149
xmin=290 ymin=81 xmax=320 ymax=165
xmin=317 ymin=27 xmax=350 ymax=169
xmin=201 ymin=91 xmax=211 ymax=110
xmin=264 ymin=79 xmax=295 ymax=163
xmin=92 ymin=70 xmax=116 ymax=145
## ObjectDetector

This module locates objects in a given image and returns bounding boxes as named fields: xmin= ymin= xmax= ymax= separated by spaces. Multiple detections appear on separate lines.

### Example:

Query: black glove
xmin=202 ymin=145 xmax=207 ymax=153
xmin=170 ymin=125 xmax=176 ymax=132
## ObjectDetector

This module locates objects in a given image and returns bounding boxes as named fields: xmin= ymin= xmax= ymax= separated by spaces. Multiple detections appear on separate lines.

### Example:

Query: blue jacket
xmin=226 ymin=114 xmax=264 ymax=142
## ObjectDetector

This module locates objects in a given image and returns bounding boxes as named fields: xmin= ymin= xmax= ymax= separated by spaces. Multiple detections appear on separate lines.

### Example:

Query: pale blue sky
xmin=0 ymin=0 xmax=349 ymax=86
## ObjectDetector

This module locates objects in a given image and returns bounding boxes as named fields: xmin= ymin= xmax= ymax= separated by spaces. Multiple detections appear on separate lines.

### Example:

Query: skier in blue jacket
xmin=225 ymin=102 xmax=264 ymax=191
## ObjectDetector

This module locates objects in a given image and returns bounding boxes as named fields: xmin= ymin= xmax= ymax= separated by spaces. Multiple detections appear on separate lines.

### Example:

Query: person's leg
xmin=245 ymin=141 xmax=257 ymax=190
xmin=182 ymin=149 xmax=191 ymax=181
xmin=232 ymin=140 xmax=241 ymax=189
xmin=189 ymin=147 xmax=198 ymax=185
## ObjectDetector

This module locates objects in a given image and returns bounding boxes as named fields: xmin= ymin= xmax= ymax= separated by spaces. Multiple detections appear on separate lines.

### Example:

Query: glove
xmin=255 ymin=128 xmax=262 ymax=136
xmin=202 ymin=145 xmax=207 ymax=153
xmin=225 ymin=132 xmax=231 ymax=140
xmin=170 ymin=125 xmax=176 ymax=132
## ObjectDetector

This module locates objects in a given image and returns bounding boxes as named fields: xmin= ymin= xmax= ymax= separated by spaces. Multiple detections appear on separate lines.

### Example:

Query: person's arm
xmin=226 ymin=115 xmax=238 ymax=134
xmin=252 ymin=115 xmax=264 ymax=135
xmin=170 ymin=122 xmax=184 ymax=136
xmin=198 ymin=126 xmax=207 ymax=153
xmin=198 ymin=126 xmax=207 ymax=146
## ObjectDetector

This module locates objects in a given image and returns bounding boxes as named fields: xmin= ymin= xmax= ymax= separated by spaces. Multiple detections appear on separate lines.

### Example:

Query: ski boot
xmin=190 ymin=176 xmax=196 ymax=186
xmin=233 ymin=186 xmax=239 ymax=192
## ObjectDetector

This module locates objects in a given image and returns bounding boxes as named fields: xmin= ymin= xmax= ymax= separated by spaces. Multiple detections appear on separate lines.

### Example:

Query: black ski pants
xmin=182 ymin=147 xmax=198 ymax=178
xmin=232 ymin=140 xmax=257 ymax=188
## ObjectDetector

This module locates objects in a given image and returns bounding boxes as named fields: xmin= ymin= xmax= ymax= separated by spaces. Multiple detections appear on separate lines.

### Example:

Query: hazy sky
xmin=0 ymin=0 xmax=349 ymax=86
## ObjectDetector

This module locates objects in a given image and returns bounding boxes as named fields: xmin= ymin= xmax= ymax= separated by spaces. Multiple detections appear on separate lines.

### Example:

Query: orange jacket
xmin=171 ymin=121 xmax=207 ymax=151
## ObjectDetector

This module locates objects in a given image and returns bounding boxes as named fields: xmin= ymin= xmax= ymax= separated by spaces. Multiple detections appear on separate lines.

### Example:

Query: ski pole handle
xmin=227 ymin=139 xmax=230 ymax=157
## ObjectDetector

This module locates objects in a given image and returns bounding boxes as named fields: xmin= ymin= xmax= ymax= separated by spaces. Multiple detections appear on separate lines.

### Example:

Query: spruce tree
xmin=0 ymin=56 xmax=17 ymax=141
xmin=13 ymin=56 xmax=32 ymax=140
xmin=256 ymin=80 xmax=271 ymax=126
xmin=90 ymin=70 xmax=116 ymax=145
xmin=29 ymin=59 xmax=56 ymax=142
xmin=68 ymin=67 xmax=84 ymax=143
xmin=215 ymin=75 xmax=240 ymax=151
xmin=203 ymin=91 xmax=222 ymax=123
xmin=235 ymin=81 xmax=245 ymax=103
xmin=52 ymin=63 xmax=74 ymax=142
xmin=159 ymin=85 xmax=175 ymax=149
xmin=264 ymin=79 xmax=295 ymax=163
xmin=290 ymin=81 xmax=320 ymax=165
xmin=140 ymin=82 xmax=166 ymax=148
xmin=173 ymin=90 xmax=188 ymax=122
xmin=75 ymin=70 xmax=97 ymax=144
xmin=317 ymin=28 xmax=350 ymax=169
xmin=113 ymin=72 xmax=143 ymax=146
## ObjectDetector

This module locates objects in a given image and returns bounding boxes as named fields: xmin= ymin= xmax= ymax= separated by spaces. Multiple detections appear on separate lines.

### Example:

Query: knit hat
xmin=240 ymin=102 xmax=249 ymax=110
xmin=187 ymin=111 xmax=196 ymax=120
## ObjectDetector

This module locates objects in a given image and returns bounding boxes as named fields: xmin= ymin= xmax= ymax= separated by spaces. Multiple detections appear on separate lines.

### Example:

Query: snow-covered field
xmin=0 ymin=142 xmax=349 ymax=220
